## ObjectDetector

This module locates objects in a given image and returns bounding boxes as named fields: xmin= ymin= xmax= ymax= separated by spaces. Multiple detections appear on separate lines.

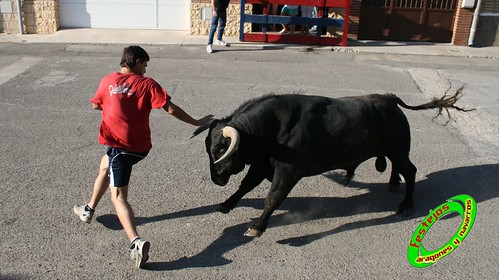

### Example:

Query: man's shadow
xmin=96 ymin=164 xmax=499 ymax=270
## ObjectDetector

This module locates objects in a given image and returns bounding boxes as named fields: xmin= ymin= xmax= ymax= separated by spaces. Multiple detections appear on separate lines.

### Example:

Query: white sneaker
xmin=130 ymin=238 xmax=150 ymax=268
xmin=206 ymin=44 xmax=213 ymax=53
xmin=73 ymin=204 xmax=94 ymax=224
xmin=216 ymin=39 xmax=229 ymax=46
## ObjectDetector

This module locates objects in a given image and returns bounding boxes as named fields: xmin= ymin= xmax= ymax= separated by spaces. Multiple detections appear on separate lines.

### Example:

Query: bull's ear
xmin=190 ymin=119 xmax=215 ymax=139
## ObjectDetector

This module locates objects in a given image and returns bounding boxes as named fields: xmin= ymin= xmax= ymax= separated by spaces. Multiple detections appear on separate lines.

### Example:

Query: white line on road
xmin=0 ymin=56 xmax=43 ymax=86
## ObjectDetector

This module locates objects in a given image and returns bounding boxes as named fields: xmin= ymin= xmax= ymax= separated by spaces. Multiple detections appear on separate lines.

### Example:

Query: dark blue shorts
xmin=107 ymin=147 xmax=149 ymax=187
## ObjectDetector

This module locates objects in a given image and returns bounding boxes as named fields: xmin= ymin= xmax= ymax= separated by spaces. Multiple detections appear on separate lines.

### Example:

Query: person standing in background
xmin=300 ymin=5 xmax=315 ymax=35
xmin=207 ymin=0 xmax=231 ymax=53
xmin=279 ymin=5 xmax=299 ymax=34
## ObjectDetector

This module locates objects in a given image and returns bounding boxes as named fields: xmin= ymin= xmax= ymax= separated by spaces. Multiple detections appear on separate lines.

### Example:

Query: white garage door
xmin=60 ymin=0 xmax=189 ymax=30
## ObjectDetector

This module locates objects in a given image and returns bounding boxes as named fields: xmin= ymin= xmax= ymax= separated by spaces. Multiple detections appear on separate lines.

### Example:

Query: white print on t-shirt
xmin=109 ymin=83 xmax=134 ymax=96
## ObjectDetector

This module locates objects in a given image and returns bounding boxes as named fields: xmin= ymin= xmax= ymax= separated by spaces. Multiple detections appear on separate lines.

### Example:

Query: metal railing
xmin=239 ymin=0 xmax=351 ymax=46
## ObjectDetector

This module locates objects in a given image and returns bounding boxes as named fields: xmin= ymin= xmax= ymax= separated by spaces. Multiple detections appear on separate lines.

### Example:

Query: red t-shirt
xmin=90 ymin=72 xmax=170 ymax=152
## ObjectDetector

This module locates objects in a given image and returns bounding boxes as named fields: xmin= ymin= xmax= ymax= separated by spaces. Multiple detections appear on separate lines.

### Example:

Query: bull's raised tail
xmin=392 ymin=86 xmax=475 ymax=124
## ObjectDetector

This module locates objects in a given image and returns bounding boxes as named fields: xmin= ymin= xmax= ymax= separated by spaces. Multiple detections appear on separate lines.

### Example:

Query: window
xmin=482 ymin=0 xmax=499 ymax=14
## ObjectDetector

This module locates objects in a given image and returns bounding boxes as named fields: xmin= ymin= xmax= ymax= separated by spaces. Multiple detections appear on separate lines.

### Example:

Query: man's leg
xmin=216 ymin=10 xmax=227 ymax=41
xmin=207 ymin=15 xmax=219 ymax=53
xmin=110 ymin=185 xmax=149 ymax=268
xmin=109 ymin=185 xmax=138 ymax=241
xmin=88 ymin=154 xmax=109 ymax=209
xmin=208 ymin=15 xmax=218 ymax=45
xmin=74 ymin=154 xmax=109 ymax=223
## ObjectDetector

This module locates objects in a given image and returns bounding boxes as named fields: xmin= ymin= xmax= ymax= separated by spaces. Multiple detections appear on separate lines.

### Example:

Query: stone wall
xmin=23 ymin=0 xmax=59 ymax=34
xmin=190 ymin=0 xmax=251 ymax=36
xmin=1 ymin=1 xmax=19 ymax=33
xmin=0 ymin=0 xmax=59 ymax=34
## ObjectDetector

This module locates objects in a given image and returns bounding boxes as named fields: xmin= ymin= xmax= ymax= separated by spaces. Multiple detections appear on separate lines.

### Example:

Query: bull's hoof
xmin=216 ymin=204 xmax=231 ymax=214
xmin=244 ymin=228 xmax=263 ymax=237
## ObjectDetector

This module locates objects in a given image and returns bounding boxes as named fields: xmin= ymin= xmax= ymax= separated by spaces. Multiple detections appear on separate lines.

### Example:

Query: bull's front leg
xmin=217 ymin=164 xmax=270 ymax=214
xmin=244 ymin=164 xmax=299 ymax=237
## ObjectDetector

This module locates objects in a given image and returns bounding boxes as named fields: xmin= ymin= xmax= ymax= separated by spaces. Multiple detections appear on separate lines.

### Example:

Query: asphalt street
xmin=0 ymin=42 xmax=498 ymax=279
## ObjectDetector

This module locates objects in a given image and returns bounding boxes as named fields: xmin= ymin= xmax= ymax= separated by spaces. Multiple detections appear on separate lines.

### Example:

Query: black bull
xmin=191 ymin=89 xmax=471 ymax=237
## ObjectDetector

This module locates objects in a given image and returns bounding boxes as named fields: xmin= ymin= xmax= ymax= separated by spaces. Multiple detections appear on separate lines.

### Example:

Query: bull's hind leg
xmin=376 ymin=157 xmax=400 ymax=192
xmin=388 ymin=166 xmax=401 ymax=193
xmin=388 ymin=156 xmax=417 ymax=215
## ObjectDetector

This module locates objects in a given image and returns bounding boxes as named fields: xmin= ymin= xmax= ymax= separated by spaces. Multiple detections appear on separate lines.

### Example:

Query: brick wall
xmin=0 ymin=0 xmax=59 ymax=34
xmin=190 ymin=0 xmax=251 ymax=36
xmin=452 ymin=0 xmax=474 ymax=45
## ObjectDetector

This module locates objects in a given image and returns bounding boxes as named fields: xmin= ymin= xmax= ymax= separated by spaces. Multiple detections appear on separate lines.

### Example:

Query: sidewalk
xmin=1 ymin=28 xmax=498 ymax=59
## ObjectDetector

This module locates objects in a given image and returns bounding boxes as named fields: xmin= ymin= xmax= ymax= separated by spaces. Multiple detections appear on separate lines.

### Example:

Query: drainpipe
xmin=468 ymin=0 xmax=483 ymax=46
xmin=16 ymin=0 xmax=23 ymax=34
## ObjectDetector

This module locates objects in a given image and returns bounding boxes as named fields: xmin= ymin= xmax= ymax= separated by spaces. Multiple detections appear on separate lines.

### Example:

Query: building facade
xmin=0 ymin=0 xmax=497 ymax=46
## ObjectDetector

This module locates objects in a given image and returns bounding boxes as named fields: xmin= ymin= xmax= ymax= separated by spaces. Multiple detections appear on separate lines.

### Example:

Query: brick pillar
xmin=23 ymin=0 xmax=59 ymax=34
xmin=452 ymin=0 xmax=474 ymax=46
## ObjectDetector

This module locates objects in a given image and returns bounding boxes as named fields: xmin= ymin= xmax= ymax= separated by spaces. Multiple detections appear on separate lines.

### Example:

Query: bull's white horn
xmin=214 ymin=126 xmax=240 ymax=164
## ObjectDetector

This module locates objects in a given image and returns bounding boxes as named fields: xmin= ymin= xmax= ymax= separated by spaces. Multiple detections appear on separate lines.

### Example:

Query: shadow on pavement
xmin=97 ymin=164 xmax=498 ymax=270
xmin=145 ymin=222 xmax=253 ymax=271
xmin=348 ymin=40 xmax=442 ymax=47
xmin=96 ymin=204 xmax=220 ymax=231
xmin=277 ymin=163 xmax=499 ymax=246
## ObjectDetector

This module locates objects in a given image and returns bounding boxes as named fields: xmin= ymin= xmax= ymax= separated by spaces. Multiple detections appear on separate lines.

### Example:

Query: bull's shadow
xmin=97 ymin=164 xmax=498 ymax=270
xmin=276 ymin=163 xmax=499 ymax=246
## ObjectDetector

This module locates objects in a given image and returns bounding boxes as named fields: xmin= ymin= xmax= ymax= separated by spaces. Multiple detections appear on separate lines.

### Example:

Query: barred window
xmin=482 ymin=0 xmax=499 ymax=14
xmin=363 ymin=0 xmax=456 ymax=9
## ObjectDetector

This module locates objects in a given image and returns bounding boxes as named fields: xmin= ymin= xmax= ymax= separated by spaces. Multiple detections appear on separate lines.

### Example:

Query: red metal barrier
xmin=240 ymin=0 xmax=350 ymax=46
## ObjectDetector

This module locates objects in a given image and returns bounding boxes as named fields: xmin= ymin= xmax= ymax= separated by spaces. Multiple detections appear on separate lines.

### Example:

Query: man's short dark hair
xmin=120 ymin=45 xmax=150 ymax=68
